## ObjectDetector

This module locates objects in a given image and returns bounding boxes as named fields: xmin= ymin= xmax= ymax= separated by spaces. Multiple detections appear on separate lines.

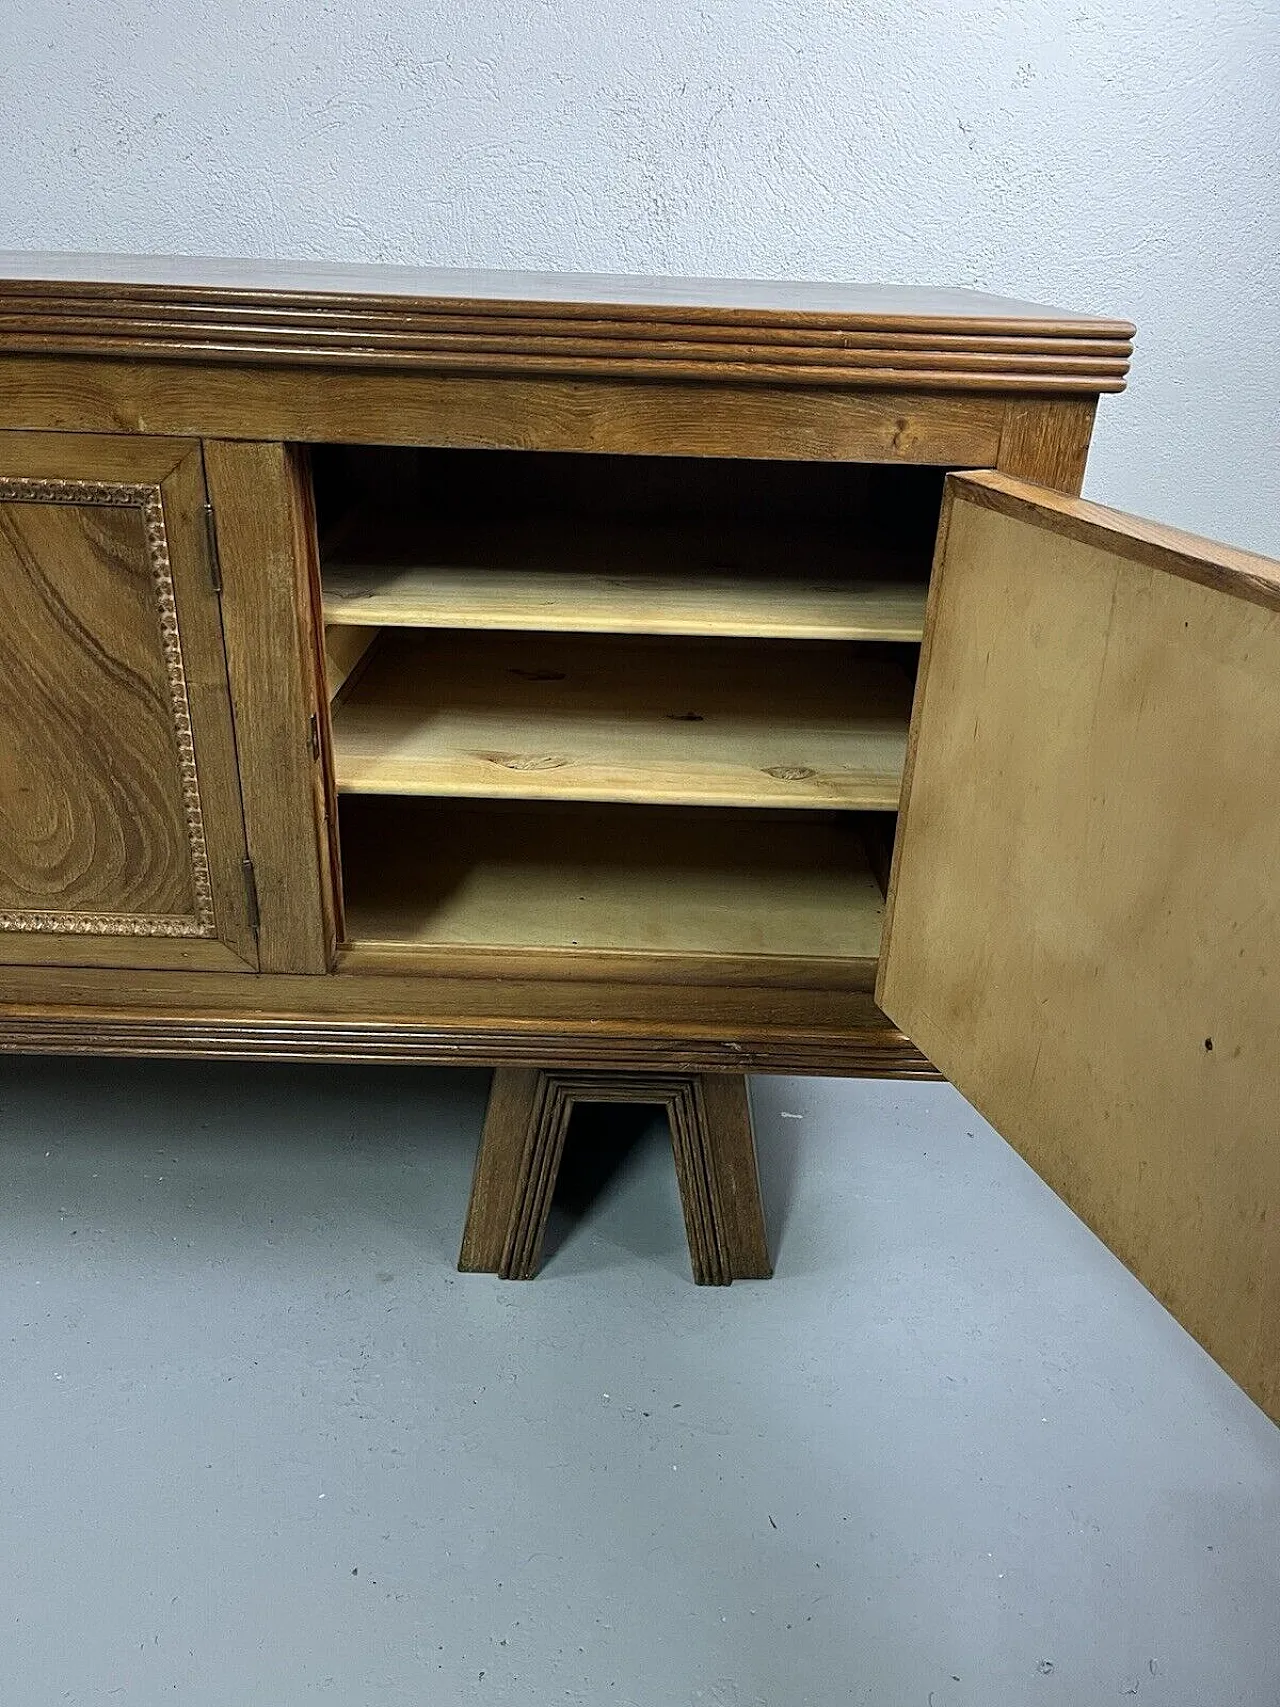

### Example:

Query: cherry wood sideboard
xmin=0 ymin=255 xmax=1274 ymax=1419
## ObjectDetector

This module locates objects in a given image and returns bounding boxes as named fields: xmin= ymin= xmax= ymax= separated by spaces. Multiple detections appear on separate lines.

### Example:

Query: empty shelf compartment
xmin=338 ymin=797 xmax=888 ymax=965
xmin=322 ymin=514 xmax=929 ymax=642
xmin=328 ymin=629 xmax=914 ymax=809
xmin=312 ymin=445 xmax=942 ymax=642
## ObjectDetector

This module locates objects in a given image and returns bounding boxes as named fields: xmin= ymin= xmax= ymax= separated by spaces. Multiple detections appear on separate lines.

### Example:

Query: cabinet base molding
xmin=460 ymin=1068 xmax=772 ymax=1284
xmin=0 ymin=1010 xmax=936 ymax=1078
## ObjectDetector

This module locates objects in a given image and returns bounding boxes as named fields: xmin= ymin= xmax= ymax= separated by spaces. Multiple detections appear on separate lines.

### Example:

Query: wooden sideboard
xmin=0 ymin=255 xmax=1275 ymax=1419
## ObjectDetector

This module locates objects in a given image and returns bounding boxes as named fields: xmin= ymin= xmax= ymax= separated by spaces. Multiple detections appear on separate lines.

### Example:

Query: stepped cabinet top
xmin=0 ymin=252 xmax=1134 ymax=392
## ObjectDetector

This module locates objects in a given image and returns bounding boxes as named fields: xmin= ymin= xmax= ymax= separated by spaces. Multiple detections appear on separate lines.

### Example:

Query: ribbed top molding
xmin=0 ymin=254 xmax=1134 ymax=392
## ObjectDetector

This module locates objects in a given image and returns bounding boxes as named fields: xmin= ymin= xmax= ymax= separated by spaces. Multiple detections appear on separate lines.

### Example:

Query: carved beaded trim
xmin=0 ymin=911 xmax=209 ymax=936
xmin=0 ymin=477 xmax=216 ymax=939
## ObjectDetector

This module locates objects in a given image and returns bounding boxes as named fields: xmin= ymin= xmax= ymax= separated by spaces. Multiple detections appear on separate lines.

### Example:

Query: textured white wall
xmin=3 ymin=1 xmax=1277 ymax=549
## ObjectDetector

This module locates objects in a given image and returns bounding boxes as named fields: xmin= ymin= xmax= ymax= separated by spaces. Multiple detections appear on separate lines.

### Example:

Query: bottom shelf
xmin=338 ymin=796 xmax=888 ymax=973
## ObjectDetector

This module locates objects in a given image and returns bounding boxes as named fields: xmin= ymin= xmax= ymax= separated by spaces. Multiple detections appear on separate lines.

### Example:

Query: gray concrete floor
xmin=0 ymin=1058 xmax=1276 ymax=1707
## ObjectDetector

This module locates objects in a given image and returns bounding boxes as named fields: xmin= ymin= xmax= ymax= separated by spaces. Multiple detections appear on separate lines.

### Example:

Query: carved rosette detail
xmin=0 ymin=477 xmax=216 ymax=939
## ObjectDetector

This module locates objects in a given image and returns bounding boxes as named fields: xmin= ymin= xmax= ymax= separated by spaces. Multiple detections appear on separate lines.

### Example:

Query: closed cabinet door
xmin=878 ymin=471 xmax=1280 ymax=1420
xmin=0 ymin=433 xmax=257 ymax=969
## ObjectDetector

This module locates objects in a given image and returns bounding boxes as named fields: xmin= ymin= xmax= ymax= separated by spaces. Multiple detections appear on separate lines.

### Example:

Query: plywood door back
xmin=878 ymin=472 xmax=1280 ymax=1420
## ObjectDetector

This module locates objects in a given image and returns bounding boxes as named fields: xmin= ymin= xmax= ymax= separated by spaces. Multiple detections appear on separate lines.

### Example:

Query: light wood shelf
xmin=321 ymin=515 xmax=929 ymax=642
xmin=338 ymin=797 xmax=886 ymax=966
xmin=329 ymin=629 xmax=913 ymax=809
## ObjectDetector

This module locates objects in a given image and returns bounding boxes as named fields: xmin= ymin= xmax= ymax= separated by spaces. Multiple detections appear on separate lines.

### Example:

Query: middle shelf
xmin=328 ymin=628 xmax=914 ymax=809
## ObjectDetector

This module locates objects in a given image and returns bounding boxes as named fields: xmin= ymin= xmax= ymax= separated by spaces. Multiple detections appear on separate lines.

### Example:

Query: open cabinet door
xmin=877 ymin=472 xmax=1280 ymax=1421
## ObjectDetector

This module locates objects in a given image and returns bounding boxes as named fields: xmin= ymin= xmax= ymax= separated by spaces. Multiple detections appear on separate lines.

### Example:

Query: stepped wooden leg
xmin=458 ymin=1067 xmax=772 ymax=1284
xmin=669 ymin=1072 xmax=772 ymax=1283
xmin=456 ymin=1068 xmax=568 ymax=1279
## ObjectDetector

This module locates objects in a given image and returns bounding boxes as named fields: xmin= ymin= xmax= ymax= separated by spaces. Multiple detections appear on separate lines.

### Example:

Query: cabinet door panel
xmin=0 ymin=434 xmax=256 ymax=969
xmin=878 ymin=472 xmax=1280 ymax=1420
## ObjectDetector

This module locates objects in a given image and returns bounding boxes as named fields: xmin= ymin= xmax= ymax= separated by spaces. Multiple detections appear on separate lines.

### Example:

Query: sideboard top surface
xmin=0 ymin=252 xmax=1134 ymax=392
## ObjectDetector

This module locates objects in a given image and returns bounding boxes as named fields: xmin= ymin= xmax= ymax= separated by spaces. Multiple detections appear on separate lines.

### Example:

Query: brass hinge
xmin=241 ymin=857 xmax=260 ymax=933
xmin=203 ymin=502 xmax=223 ymax=594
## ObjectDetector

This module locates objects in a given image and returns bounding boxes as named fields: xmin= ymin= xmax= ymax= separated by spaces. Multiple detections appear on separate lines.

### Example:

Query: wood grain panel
xmin=996 ymin=397 xmax=1097 ymax=493
xmin=0 ymin=431 xmax=187 ymax=483
xmin=0 ymin=435 xmax=255 ymax=970
xmin=0 ymin=360 xmax=1009 ymax=466
xmin=0 ymin=499 xmax=197 ymax=922
xmin=879 ymin=471 xmax=1280 ymax=1419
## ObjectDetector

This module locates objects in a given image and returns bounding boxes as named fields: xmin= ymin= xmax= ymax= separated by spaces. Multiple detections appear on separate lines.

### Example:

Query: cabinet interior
xmin=306 ymin=445 xmax=946 ymax=981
